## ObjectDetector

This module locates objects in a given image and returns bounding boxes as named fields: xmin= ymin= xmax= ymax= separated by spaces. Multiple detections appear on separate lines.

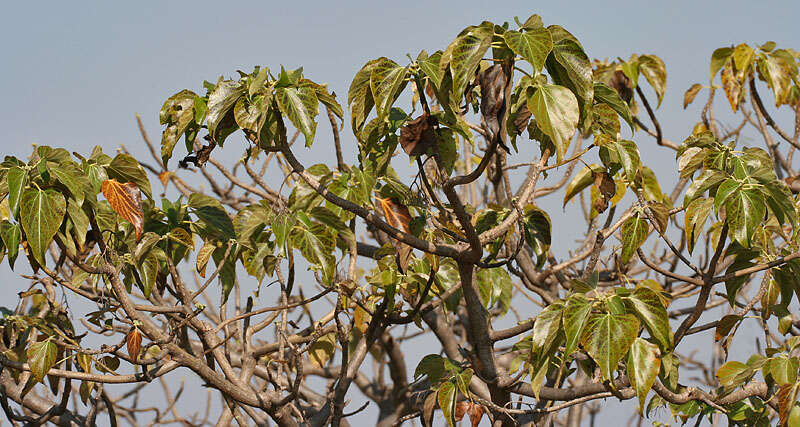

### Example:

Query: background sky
xmin=2 ymin=1 xmax=800 ymax=425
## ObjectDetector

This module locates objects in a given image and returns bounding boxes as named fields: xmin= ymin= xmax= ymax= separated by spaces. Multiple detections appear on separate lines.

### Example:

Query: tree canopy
xmin=1 ymin=13 xmax=800 ymax=427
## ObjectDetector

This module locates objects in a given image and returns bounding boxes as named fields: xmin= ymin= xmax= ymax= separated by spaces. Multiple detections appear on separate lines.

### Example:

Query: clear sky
xmin=1 ymin=1 xmax=799 ymax=425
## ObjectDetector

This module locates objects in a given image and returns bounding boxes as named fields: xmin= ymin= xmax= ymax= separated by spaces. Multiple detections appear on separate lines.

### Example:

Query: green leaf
xmin=563 ymin=164 xmax=604 ymax=206
xmin=684 ymin=197 xmax=713 ymax=254
xmin=139 ymin=253 xmax=159 ymax=298
xmin=724 ymin=188 xmax=766 ymax=247
xmin=348 ymin=59 xmax=380 ymax=133
xmin=441 ymin=24 xmax=493 ymax=100
xmin=503 ymin=28 xmax=553 ymax=73
xmin=710 ymin=47 xmax=734 ymax=81
xmin=593 ymin=82 xmax=634 ymax=131
xmin=107 ymin=154 xmax=152 ymax=199
xmin=51 ymin=164 xmax=85 ymax=206
xmin=627 ymin=338 xmax=661 ymax=413
xmin=0 ymin=220 xmax=21 ymax=269
xmin=369 ymin=58 xmax=408 ymax=121
xmin=684 ymin=170 xmax=726 ymax=207
xmin=716 ymin=360 xmax=751 ymax=387
xmin=531 ymin=301 xmax=564 ymax=353
xmin=289 ymin=213 xmax=335 ymax=284
xmin=563 ymin=294 xmax=592 ymax=358
xmin=522 ymin=205 xmax=551 ymax=269
xmin=528 ymin=84 xmax=579 ymax=161
xmin=309 ymin=206 xmax=353 ymax=241
xmin=638 ymin=55 xmax=667 ymax=107
xmin=581 ymin=312 xmax=640 ymax=381
xmin=7 ymin=167 xmax=26 ymax=218
xmin=206 ymin=81 xmax=245 ymax=143
xmin=620 ymin=214 xmax=648 ymax=264
xmin=627 ymin=287 xmax=673 ymax=351
xmin=20 ymin=187 xmax=66 ymax=267
xmin=437 ymin=381 xmax=457 ymax=427
xmin=275 ymin=86 xmax=319 ymax=147
xmin=188 ymin=193 xmax=235 ymax=240
xmin=233 ymin=204 xmax=271 ymax=245
xmin=545 ymin=26 xmax=593 ymax=119
xmin=612 ymin=140 xmax=641 ymax=182
xmin=26 ymin=340 xmax=57 ymax=383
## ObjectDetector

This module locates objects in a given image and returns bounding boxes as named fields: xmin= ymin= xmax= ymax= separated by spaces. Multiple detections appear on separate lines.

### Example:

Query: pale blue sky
xmin=1 ymin=1 xmax=799 ymax=425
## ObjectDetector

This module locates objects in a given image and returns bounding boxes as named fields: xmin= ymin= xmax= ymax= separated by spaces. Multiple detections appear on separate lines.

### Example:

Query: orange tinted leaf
xmin=467 ymin=403 xmax=485 ymax=427
xmin=102 ymin=179 xmax=144 ymax=239
xmin=126 ymin=329 xmax=142 ymax=362
xmin=377 ymin=197 xmax=413 ymax=271
xmin=454 ymin=401 xmax=469 ymax=421
xmin=158 ymin=171 xmax=171 ymax=187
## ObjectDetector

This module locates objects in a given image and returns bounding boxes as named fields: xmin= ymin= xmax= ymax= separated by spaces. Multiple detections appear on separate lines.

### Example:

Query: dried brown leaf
xmin=126 ymin=329 xmax=142 ymax=362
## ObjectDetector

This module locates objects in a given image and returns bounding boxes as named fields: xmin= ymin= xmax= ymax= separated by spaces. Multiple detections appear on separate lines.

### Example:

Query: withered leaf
xmin=399 ymin=113 xmax=437 ymax=157
xmin=512 ymin=104 xmax=532 ymax=136
xmin=478 ymin=64 xmax=510 ymax=151
xmin=467 ymin=403 xmax=485 ymax=427
xmin=592 ymin=172 xmax=616 ymax=214
xmin=609 ymin=70 xmax=633 ymax=104
xmin=102 ymin=179 xmax=144 ymax=239
xmin=455 ymin=401 xmax=469 ymax=421
xmin=377 ymin=197 xmax=413 ymax=272
xmin=126 ymin=329 xmax=142 ymax=362
xmin=158 ymin=171 xmax=171 ymax=187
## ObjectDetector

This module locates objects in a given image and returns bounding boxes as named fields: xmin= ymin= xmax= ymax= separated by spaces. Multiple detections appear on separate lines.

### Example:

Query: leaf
xmin=580 ymin=312 xmax=639 ymax=381
xmin=309 ymin=333 xmax=336 ymax=368
xmin=684 ymin=170 xmax=726 ymax=206
xmin=684 ymin=197 xmax=713 ymax=254
xmin=721 ymin=60 xmax=742 ymax=112
xmin=289 ymin=215 xmax=335 ymax=283
xmin=206 ymin=81 xmax=245 ymax=143
xmin=522 ymin=205 xmax=551 ymax=269
xmin=716 ymin=361 xmax=751 ymax=387
xmin=467 ymin=403 xmax=485 ymax=427
xmin=683 ymin=84 xmax=703 ymax=109
xmin=715 ymin=314 xmax=742 ymax=342
xmin=638 ymin=55 xmax=667 ymax=107
xmin=528 ymin=84 xmax=579 ymax=161
xmin=0 ymin=220 xmax=21 ymax=269
xmin=139 ymin=253 xmax=158 ymax=298
xmin=593 ymin=82 xmax=634 ymax=131
xmin=563 ymin=164 xmax=604 ymax=206
xmin=188 ymin=193 xmax=235 ymax=240
xmin=168 ymin=227 xmax=194 ymax=250
xmin=369 ymin=58 xmax=408 ymax=120
xmin=51 ymin=164 xmax=86 ymax=207
xmin=126 ymin=329 xmax=142 ymax=362
xmin=627 ymin=337 xmax=661 ymax=413
xmin=710 ymin=47 xmax=733 ymax=81
xmin=196 ymin=241 xmax=215 ymax=278
xmin=438 ymin=381 xmax=457 ymax=427
xmin=26 ymin=340 xmax=57 ymax=383
xmin=275 ymin=86 xmax=319 ymax=147
xmin=503 ymin=28 xmax=553 ymax=73
xmin=724 ymin=188 xmax=766 ymax=247
xmin=20 ymin=187 xmax=67 ymax=267
xmin=531 ymin=301 xmax=564 ymax=353
xmin=620 ymin=214 xmax=648 ymax=264
xmin=442 ymin=24 xmax=492 ymax=101
xmin=399 ymin=113 xmax=436 ymax=157
xmin=377 ymin=197 xmax=413 ymax=272
xmin=563 ymin=294 xmax=592 ymax=358
xmin=628 ymin=287 xmax=673 ymax=351
xmin=107 ymin=154 xmax=152 ymax=199
xmin=101 ymin=179 xmax=144 ymax=239
xmin=612 ymin=140 xmax=641 ymax=182
xmin=7 ymin=166 xmax=26 ymax=218
xmin=545 ymin=26 xmax=593 ymax=118
xmin=348 ymin=59 xmax=379 ymax=133
xmin=159 ymin=90 xmax=196 ymax=167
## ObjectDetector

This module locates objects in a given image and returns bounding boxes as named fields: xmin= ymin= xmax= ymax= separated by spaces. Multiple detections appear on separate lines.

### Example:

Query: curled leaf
xmin=377 ymin=197 xmax=413 ymax=272
xmin=399 ymin=113 xmax=436 ymax=156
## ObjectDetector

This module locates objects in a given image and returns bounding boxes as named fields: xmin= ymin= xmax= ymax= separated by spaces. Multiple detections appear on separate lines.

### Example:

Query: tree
xmin=0 ymin=13 xmax=799 ymax=427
